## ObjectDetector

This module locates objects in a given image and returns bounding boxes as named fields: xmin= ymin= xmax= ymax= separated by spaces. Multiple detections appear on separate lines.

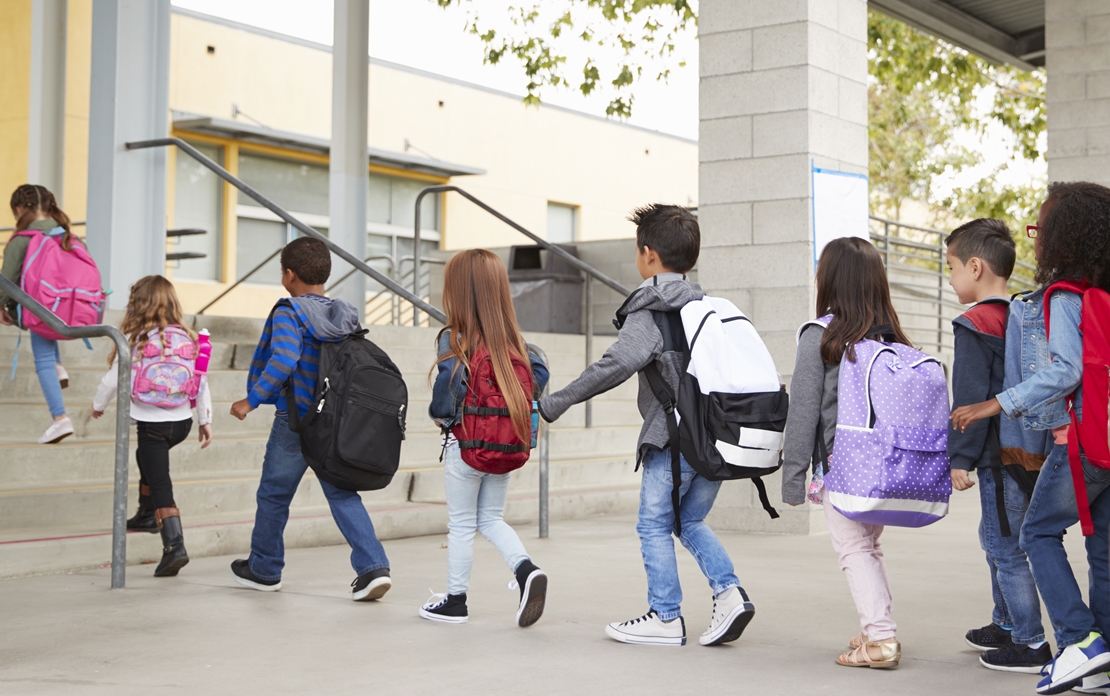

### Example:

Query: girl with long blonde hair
xmin=92 ymin=275 xmax=213 ymax=577
xmin=420 ymin=249 xmax=550 ymax=627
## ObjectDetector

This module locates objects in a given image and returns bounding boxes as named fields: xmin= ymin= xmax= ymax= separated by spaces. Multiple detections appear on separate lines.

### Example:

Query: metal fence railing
xmin=870 ymin=215 xmax=1037 ymax=360
xmin=0 ymin=275 xmax=132 ymax=590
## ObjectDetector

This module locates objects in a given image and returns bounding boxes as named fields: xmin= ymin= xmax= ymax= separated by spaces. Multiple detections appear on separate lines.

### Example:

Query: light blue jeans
xmin=31 ymin=332 xmax=65 ymax=418
xmin=638 ymin=448 xmax=740 ymax=621
xmin=444 ymin=442 xmax=530 ymax=595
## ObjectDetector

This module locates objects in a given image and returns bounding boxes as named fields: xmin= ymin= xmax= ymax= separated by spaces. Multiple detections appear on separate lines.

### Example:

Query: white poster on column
xmin=811 ymin=165 xmax=870 ymax=268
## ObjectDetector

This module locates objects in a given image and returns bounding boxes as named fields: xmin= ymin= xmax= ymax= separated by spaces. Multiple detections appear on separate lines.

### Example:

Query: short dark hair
xmin=280 ymin=236 xmax=331 ymax=285
xmin=945 ymin=218 xmax=1016 ymax=279
xmin=629 ymin=204 xmax=700 ymax=272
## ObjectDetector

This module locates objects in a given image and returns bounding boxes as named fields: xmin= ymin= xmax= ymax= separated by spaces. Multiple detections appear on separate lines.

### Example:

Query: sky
xmin=171 ymin=0 xmax=701 ymax=140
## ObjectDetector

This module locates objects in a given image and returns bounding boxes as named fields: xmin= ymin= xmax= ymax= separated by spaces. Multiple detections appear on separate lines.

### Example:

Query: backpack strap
xmin=643 ymin=360 xmax=685 ymax=538
xmin=987 ymin=416 xmax=1011 ymax=537
xmin=1043 ymin=280 xmax=1088 ymax=341
xmin=1068 ymin=412 xmax=1096 ymax=536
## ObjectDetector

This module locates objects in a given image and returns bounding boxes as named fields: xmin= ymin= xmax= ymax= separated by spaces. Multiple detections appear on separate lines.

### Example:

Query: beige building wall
xmin=0 ymin=1 xmax=33 ymax=217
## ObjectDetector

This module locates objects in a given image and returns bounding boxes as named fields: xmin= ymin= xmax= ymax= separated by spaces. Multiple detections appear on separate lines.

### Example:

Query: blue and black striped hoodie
xmin=246 ymin=294 xmax=359 ymax=417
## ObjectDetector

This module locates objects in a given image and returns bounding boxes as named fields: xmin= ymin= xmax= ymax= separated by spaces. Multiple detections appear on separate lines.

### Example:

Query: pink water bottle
xmin=191 ymin=329 xmax=212 ymax=407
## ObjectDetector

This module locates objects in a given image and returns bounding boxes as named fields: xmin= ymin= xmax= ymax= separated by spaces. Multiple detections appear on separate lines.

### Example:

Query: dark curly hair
xmin=280 ymin=236 xmax=331 ymax=285
xmin=1035 ymin=182 xmax=1110 ymax=289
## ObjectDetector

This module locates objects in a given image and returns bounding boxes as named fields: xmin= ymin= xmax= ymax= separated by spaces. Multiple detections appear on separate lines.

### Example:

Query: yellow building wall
xmin=0 ymin=0 xmax=33 ymax=221
xmin=62 ymin=0 xmax=91 ymax=220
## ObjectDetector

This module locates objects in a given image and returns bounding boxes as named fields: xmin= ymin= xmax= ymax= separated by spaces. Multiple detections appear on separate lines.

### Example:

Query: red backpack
xmin=451 ymin=347 xmax=536 ymax=475
xmin=1044 ymin=280 xmax=1110 ymax=536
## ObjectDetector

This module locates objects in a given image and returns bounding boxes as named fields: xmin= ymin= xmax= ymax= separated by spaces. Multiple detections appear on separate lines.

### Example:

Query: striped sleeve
xmin=247 ymin=306 xmax=303 ymax=408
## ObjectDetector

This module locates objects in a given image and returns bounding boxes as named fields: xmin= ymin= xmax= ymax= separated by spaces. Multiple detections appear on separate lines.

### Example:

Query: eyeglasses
xmin=1026 ymin=225 xmax=1039 ymax=238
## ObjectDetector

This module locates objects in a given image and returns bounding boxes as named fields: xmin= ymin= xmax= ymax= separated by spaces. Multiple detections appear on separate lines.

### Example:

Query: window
xmin=367 ymin=175 xmax=438 ymax=231
xmin=238 ymin=154 xmax=329 ymax=216
xmin=172 ymin=142 xmax=223 ymax=281
xmin=547 ymin=202 xmax=576 ymax=244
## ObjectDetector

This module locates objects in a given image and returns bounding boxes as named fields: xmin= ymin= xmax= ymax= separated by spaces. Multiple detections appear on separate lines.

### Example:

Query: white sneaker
xmin=38 ymin=417 xmax=73 ymax=444
xmin=1037 ymin=633 xmax=1110 ymax=694
xmin=699 ymin=586 xmax=756 ymax=646
xmin=605 ymin=610 xmax=686 ymax=646
xmin=1076 ymin=672 xmax=1110 ymax=694
xmin=56 ymin=364 xmax=69 ymax=389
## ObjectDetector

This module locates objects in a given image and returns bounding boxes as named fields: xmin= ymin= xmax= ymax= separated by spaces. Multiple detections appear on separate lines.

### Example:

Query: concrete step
xmin=0 ymin=472 xmax=640 ymax=579
xmin=0 ymin=425 xmax=641 ymax=490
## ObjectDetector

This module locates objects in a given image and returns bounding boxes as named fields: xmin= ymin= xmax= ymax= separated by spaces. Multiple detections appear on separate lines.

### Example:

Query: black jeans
xmin=136 ymin=419 xmax=192 ymax=509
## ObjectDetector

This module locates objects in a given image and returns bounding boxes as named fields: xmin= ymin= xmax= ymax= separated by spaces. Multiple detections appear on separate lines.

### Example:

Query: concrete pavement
xmin=0 ymin=491 xmax=1092 ymax=695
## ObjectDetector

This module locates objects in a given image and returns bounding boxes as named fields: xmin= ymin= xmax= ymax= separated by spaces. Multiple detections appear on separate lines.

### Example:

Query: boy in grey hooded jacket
xmin=539 ymin=204 xmax=755 ymax=648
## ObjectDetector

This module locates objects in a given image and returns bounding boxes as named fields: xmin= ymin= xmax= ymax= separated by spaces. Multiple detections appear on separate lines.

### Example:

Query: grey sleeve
xmin=539 ymin=310 xmax=662 ymax=422
xmin=781 ymin=326 xmax=826 ymax=505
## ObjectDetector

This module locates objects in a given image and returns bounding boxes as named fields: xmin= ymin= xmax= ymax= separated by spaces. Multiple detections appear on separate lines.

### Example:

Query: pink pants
xmin=824 ymin=501 xmax=897 ymax=641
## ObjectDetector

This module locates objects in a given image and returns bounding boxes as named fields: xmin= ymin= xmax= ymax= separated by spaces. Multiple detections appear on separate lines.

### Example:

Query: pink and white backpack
xmin=13 ymin=226 xmax=104 ymax=340
xmin=131 ymin=327 xmax=212 ymax=408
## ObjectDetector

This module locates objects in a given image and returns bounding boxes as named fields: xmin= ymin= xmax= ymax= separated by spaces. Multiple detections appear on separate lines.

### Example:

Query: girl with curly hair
xmin=952 ymin=182 xmax=1110 ymax=694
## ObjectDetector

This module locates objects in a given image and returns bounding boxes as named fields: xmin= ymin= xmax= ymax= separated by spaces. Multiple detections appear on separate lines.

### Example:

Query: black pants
xmin=136 ymin=419 xmax=192 ymax=509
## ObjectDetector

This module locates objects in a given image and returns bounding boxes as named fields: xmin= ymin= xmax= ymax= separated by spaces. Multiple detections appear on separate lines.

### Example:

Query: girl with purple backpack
xmin=781 ymin=237 xmax=914 ymax=669
xmin=91 ymin=275 xmax=213 ymax=577
xmin=0 ymin=184 xmax=82 ymax=444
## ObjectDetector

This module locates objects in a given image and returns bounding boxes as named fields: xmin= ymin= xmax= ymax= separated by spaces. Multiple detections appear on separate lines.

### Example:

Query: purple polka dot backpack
xmin=805 ymin=315 xmax=952 ymax=527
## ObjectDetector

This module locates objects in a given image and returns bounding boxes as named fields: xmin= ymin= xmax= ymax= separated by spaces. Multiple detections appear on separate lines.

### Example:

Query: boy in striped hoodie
xmin=228 ymin=237 xmax=392 ymax=601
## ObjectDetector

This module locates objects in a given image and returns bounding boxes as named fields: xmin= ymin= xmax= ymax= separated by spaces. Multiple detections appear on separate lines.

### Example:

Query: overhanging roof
xmin=870 ymin=0 xmax=1045 ymax=70
xmin=172 ymin=111 xmax=486 ymax=178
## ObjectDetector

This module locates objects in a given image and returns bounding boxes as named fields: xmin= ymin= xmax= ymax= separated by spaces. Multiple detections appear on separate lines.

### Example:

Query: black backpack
xmin=284 ymin=329 xmax=407 ymax=491
xmin=640 ymin=298 xmax=789 ymax=535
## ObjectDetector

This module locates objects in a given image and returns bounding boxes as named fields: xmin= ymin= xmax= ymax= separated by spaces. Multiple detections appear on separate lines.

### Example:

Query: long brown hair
xmin=433 ymin=249 xmax=531 ymax=442
xmin=815 ymin=237 xmax=912 ymax=364
xmin=10 ymin=184 xmax=73 ymax=251
xmin=109 ymin=275 xmax=194 ymax=366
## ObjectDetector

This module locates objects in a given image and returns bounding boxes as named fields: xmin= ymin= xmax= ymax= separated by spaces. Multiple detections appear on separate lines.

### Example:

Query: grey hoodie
xmin=539 ymin=273 xmax=704 ymax=460
xmin=295 ymin=294 xmax=360 ymax=340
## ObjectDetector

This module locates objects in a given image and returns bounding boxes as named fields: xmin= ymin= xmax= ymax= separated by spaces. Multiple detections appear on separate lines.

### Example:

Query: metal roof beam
xmin=869 ymin=0 xmax=1039 ymax=71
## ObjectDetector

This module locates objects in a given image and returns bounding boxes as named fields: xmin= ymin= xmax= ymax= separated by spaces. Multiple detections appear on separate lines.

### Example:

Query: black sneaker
xmin=980 ymin=642 xmax=1054 ymax=673
xmin=966 ymin=623 xmax=1015 ymax=651
xmin=419 ymin=592 xmax=468 ymax=624
xmin=513 ymin=559 xmax=547 ymax=628
xmin=352 ymin=568 xmax=391 ymax=601
xmin=230 ymin=559 xmax=282 ymax=592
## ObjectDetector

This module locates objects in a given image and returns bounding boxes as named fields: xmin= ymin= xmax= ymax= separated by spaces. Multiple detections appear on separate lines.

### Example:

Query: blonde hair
xmin=108 ymin=275 xmax=194 ymax=366
xmin=433 ymin=249 xmax=531 ymax=442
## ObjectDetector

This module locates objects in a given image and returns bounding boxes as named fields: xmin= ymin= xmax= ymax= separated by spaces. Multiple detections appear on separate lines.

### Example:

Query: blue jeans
xmin=977 ymin=466 xmax=1044 ymax=644
xmin=248 ymin=415 xmax=390 ymax=581
xmin=31 ymin=332 xmax=64 ymax=418
xmin=443 ymin=442 xmax=530 ymax=595
xmin=1020 ymin=444 xmax=1110 ymax=647
xmin=638 ymin=448 xmax=740 ymax=621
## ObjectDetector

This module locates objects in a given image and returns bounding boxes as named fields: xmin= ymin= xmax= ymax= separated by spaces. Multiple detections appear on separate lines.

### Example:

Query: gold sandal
xmin=836 ymin=639 xmax=901 ymax=669
xmin=849 ymin=631 xmax=868 ymax=649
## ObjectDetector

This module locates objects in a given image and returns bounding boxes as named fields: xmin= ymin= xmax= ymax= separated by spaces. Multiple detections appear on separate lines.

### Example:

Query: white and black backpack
xmin=644 ymin=297 xmax=789 ymax=534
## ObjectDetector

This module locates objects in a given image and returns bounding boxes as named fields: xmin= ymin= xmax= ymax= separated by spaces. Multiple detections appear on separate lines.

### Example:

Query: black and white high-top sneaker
xmin=419 ymin=592 xmax=469 ymax=624
xmin=605 ymin=610 xmax=686 ymax=646
xmin=512 ymin=559 xmax=547 ymax=628
xmin=351 ymin=568 xmax=391 ymax=601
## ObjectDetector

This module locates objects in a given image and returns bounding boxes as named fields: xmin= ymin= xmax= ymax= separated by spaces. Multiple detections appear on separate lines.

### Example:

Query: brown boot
xmin=154 ymin=507 xmax=189 ymax=577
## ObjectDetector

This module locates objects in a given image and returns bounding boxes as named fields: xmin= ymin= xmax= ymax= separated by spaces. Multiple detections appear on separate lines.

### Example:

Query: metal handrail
xmin=125 ymin=138 xmax=447 ymax=324
xmin=0 ymin=275 xmax=132 ymax=589
xmin=324 ymin=255 xmax=396 ymax=295
xmin=412 ymin=185 xmax=629 ymax=326
xmin=0 ymin=221 xmax=87 ymax=233
xmin=196 ymin=246 xmax=285 ymax=315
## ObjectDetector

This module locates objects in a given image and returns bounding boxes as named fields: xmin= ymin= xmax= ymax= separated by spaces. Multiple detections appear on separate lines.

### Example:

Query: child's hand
xmin=90 ymin=409 xmax=104 ymax=419
xmin=951 ymin=469 xmax=975 ymax=491
xmin=198 ymin=424 xmax=213 ymax=449
xmin=230 ymin=398 xmax=254 ymax=421
xmin=0 ymin=309 xmax=13 ymax=326
xmin=950 ymin=399 xmax=1003 ymax=432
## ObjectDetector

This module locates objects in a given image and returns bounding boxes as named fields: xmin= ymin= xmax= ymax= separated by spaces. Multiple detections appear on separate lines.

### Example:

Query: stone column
xmin=27 ymin=0 xmax=67 ymax=199
xmin=86 ymin=0 xmax=170 ymax=309
xmin=328 ymin=0 xmax=369 ymax=312
xmin=699 ymin=0 xmax=869 ymax=533
xmin=1045 ymin=0 xmax=1110 ymax=186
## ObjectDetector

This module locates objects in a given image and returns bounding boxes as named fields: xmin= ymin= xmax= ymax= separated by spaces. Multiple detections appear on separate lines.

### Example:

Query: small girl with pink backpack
xmin=91 ymin=275 xmax=213 ymax=577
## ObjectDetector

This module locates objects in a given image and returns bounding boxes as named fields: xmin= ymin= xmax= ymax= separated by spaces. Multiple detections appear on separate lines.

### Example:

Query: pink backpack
xmin=131 ymin=327 xmax=212 ymax=408
xmin=14 ymin=226 xmax=104 ymax=340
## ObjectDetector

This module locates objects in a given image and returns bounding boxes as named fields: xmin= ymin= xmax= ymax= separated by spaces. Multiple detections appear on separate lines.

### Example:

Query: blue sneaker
xmin=1036 ymin=633 xmax=1110 ymax=694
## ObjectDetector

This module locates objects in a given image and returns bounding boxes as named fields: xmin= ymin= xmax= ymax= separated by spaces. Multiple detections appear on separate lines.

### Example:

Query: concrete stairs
xmin=0 ymin=314 xmax=642 ymax=578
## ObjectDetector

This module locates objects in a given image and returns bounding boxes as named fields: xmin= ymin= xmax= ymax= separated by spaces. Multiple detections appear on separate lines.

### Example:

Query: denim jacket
xmin=996 ymin=286 xmax=1083 ymax=432
xmin=429 ymin=330 xmax=550 ymax=430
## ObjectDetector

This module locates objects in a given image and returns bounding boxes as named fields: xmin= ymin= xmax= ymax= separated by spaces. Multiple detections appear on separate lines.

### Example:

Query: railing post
xmin=109 ymin=331 xmax=132 ymax=590
xmin=584 ymin=275 xmax=593 ymax=428
xmin=539 ymin=406 xmax=550 ymax=539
